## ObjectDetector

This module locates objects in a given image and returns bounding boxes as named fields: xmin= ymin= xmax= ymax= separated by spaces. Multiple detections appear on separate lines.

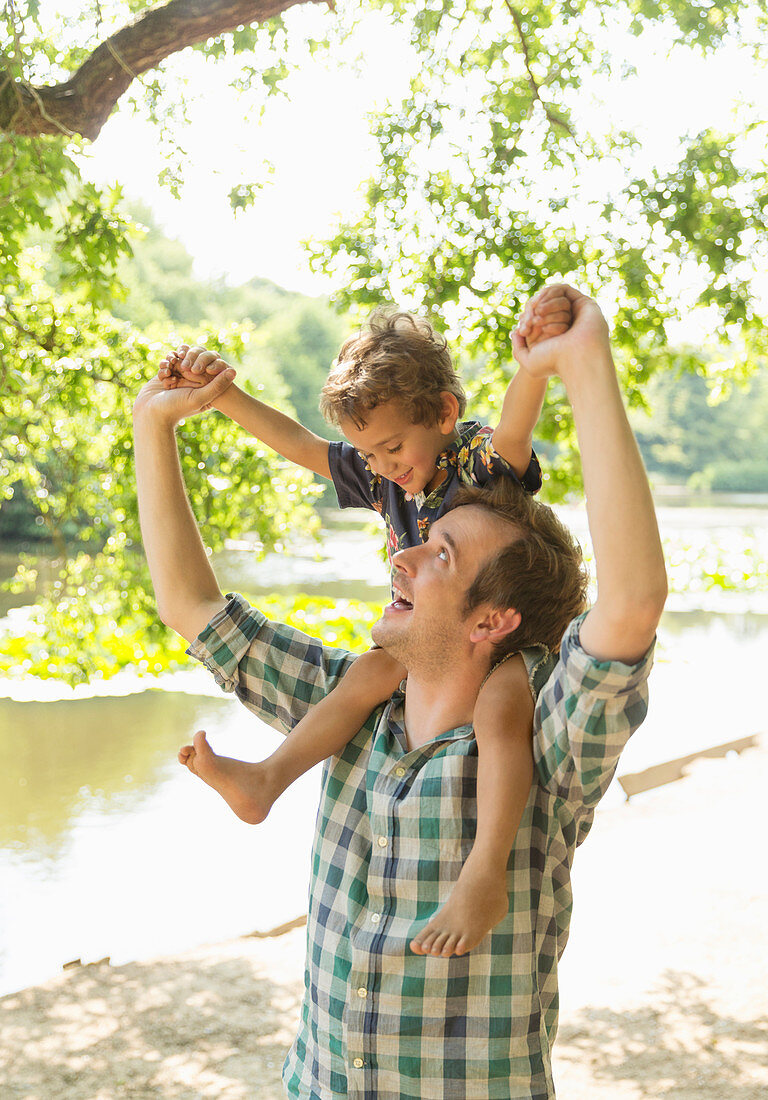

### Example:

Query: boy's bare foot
xmin=409 ymin=853 xmax=509 ymax=958
xmin=178 ymin=730 xmax=282 ymax=825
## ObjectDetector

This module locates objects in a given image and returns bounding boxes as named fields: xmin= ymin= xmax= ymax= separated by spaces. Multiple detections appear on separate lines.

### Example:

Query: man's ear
xmin=438 ymin=391 xmax=460 ymax=435
xmin=469 ymin=606 xmax=521 ymax=645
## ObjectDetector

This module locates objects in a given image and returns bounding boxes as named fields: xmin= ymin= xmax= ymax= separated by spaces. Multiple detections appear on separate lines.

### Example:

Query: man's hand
xmin=149 ymin=343 xmax=333 ymax=481
xmin=521 ymin=284 xmax=572 ymax=349
xmin=513 ymin=285 xmax=610 ymax=380
xmin=158 ymin=344 xmax=232 ymax=390
xmin=133 ymin=367 xmax=236 ymax=429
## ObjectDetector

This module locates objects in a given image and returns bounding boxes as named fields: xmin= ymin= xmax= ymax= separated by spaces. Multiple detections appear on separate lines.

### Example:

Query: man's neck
xmin=402 ymin=661 xmax=489 ymax=750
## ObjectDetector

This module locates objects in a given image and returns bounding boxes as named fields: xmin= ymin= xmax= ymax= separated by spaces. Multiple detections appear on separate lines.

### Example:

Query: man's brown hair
xmin=319 ymin=310 xmax=467 ymax=430
xmin=451 ymin=480 xmax=589 ymax=655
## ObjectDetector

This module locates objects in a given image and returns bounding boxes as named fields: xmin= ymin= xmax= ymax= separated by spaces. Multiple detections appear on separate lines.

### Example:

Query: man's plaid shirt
xmin=189 ymin=595 xmax=654 ymax=1100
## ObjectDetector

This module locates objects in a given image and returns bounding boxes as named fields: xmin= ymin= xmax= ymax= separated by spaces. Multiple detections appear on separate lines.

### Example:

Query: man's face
xmin=340 ymin=399 xmax=456 ymax=498
xmin=371 ymin=505 xmax=517 ymax=674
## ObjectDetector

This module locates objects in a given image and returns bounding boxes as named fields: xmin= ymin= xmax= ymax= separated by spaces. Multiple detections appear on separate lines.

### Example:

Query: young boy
xmin=161 ymin=287 xmax=572 ymax=958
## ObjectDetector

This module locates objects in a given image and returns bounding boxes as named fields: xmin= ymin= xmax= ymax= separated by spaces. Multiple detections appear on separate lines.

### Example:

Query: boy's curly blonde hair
xmin=319 ymin=310 xmax=467 ymax=430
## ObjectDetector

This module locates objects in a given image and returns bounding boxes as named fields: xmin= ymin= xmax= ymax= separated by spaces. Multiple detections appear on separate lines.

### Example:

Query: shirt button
xmin=395 ymin=767 xmax=406 ymax=777
xmin=371 ymin=913 xmax=381 ymax=924
xmin=377 ymin=836 xmax=387 ymax=847
xmin=357 ymin=987 xmax=367 ymax=998
xmin=353 ymin=1058 xmax=364 ymax=1069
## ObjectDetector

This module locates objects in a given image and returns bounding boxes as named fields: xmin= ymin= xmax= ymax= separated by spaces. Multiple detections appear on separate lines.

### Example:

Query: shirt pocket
xmin=396 ymin=763 xmax=478 ymax=874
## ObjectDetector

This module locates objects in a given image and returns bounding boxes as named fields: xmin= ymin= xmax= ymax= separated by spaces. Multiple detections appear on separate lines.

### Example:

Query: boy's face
xmin=340 ymin=397 xmax=458 ymax=498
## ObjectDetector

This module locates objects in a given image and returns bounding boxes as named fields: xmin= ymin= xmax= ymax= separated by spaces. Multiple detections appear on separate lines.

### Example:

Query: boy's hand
xmin=513 ymin=284 xmax=610 ymax=380
xmin=521 ymin=285 xmax=572 ymax=348
xmin=157 ymin=345 xmax=233 ymax=390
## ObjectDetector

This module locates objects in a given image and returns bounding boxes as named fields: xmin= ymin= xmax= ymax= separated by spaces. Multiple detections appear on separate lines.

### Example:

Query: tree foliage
xmin=1 ymin=253 xmax=320 ymax=682
xmin=0 ymin=167 xmax=321 ymax=685
xmin=2 ymin=0 xmax=768 ymax=684
xmin=631 ymin=363 xmax=768 ymax=491
xmin=109 ymin=205 xmax=347 ymax=436
xmin=312 ymin=0 xmax=768 ymax=495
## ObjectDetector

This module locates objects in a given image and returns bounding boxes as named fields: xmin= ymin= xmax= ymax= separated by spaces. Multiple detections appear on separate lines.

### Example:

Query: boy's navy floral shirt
xmin=328 ymin=420 xmax=542 ymax=574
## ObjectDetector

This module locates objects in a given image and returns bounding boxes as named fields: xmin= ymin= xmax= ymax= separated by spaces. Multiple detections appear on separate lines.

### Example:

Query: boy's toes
xmin=192 ymin=729 xmax=213 ymax=756
xmin=411 ymin=925 xmax=475 ymax=958
xmin=441 ymin=934 xmax=460 ymax=957
xmin=429 ymin=932 xmax=450 ymax=956
xmin=413 ymin=929 xmax=437 ymax=955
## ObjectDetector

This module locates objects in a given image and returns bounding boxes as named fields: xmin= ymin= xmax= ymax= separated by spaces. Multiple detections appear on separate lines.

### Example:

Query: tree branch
xmin=504 ymin=0 xmax=576 ymax=140
xmin=2 ymin=304 xmax=58 ymax=353
xmin=0 ymin=0 xmax=327 ymax=141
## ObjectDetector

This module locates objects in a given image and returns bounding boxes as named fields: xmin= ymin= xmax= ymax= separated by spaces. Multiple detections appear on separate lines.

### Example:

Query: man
xmin=133 ymin=287 xmax=667 ymax=1099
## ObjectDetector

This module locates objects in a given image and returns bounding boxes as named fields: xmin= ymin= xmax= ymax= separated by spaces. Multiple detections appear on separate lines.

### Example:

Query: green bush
xmin=0 ymin=591 xmax=384 ymax=682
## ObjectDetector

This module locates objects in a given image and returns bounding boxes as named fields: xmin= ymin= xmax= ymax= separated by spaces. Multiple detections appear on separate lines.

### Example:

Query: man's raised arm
xmin=514 ymin=287 xmax=667 ymax=663
xmin=133 ymin=371 xmax=236 ymax=643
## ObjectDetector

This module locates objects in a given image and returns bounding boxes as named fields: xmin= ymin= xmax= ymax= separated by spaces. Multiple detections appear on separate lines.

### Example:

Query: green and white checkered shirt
xmin=189 ymin=595 xmax=653 ymax=1100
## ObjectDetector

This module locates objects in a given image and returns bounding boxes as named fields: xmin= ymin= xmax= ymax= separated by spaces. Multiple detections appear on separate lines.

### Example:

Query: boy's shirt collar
xmin=411 ymin=423 xmax=469 ymax=508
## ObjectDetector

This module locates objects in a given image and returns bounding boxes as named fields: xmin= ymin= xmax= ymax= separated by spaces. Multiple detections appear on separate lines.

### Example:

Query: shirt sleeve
xmin=533 ymin=614 xmax=654 ymax=819
xmin=458 ymin=426 xmax=542 ymax=494
xmin=327 ymin=441 xmax=384 ymax=511
xmin=186 ymin=593 xmax=356 ymax=734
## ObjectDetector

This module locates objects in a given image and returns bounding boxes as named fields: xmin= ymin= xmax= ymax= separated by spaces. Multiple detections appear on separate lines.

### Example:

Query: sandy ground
xmin=1 ymin=737 xmax=766 ymax=1100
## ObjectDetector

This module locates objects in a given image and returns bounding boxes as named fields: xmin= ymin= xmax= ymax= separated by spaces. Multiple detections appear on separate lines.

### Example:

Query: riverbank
xmin=1 ymin=734 xmax=765 ymax=1099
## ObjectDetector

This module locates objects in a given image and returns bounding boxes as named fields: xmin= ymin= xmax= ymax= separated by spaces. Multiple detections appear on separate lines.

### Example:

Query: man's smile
xmin=387 ymin=579 xmax=413 ymax=612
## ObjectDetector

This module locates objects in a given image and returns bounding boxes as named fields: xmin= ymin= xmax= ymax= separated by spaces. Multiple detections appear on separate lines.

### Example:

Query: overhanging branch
xmin=504 ymin=0 xmax=576 ymax=140
xmin=0 ymin=0 xmax=326 ymax=141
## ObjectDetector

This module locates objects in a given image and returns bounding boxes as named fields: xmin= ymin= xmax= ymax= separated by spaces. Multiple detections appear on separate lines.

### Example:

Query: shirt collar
xmin=385 ymin=682 xmax=477 ymax=755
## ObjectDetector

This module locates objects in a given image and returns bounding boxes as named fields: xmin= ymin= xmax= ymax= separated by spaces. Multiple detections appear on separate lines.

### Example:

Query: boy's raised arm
xmin=491 ymin=287 xmax=572 ymax=477
xmin=514 ymin=286 xmax=667 ymax=664
xmin=213 ymin=384 xmax=332 ymax=480
xmin=490 ymin=369 xmax=548 ymax=478
xmin=161 ymin=346 xmax=332 ymax=480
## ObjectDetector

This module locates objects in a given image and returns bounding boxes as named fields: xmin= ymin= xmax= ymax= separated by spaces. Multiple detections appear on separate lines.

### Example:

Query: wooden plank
xmin=617 ymin=734 xmax=760 ymax=800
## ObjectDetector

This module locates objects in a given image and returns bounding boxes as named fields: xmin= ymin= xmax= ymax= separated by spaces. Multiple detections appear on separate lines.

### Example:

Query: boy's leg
xmin=178 ymin=648 xmax=405 ymax=823
xmin=410 ymin=653 xmax=534 ymax=957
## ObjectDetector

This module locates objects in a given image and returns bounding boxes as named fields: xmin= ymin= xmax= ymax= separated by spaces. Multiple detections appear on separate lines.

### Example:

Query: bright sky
xmin=80 ymin=3 xmax=767 ymax=298
xmin=82 ymin=6 xmax=415 ymax=295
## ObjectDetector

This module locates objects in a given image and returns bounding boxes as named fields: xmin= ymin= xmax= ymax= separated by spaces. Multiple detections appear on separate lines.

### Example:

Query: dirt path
xmin=2 ymin=738 xmax=766 ymax=1099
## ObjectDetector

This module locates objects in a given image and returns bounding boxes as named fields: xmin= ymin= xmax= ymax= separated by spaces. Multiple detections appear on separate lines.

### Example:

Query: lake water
xmin=1 ymin=503 xmax=766 ymax=997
